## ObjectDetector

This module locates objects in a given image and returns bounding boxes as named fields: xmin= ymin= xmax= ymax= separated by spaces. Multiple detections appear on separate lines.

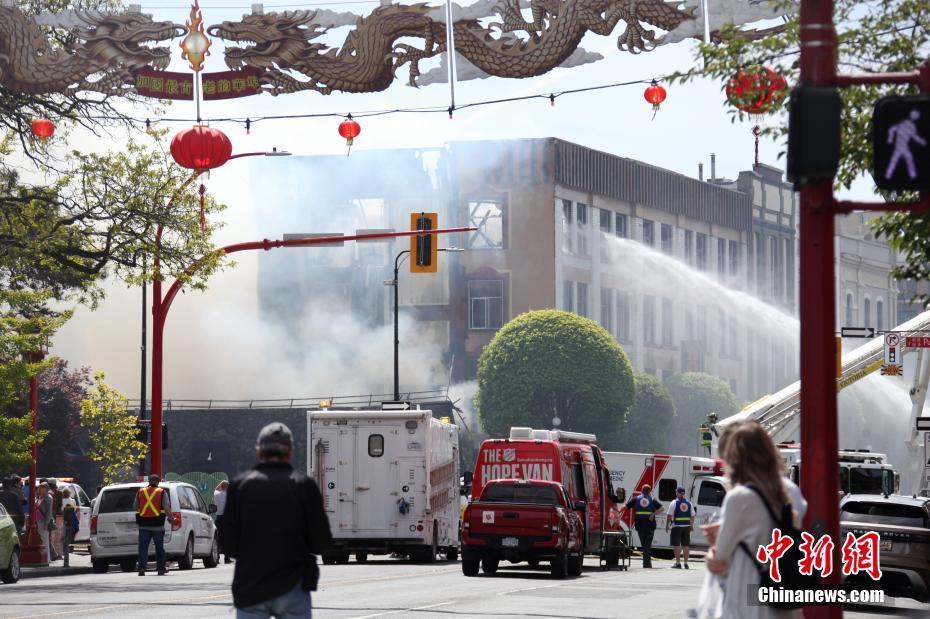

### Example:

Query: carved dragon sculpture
xmin=211 ymin=0 xmax=698 ymax=95
xmin=0 ymin=6 xmax=184 ymax=95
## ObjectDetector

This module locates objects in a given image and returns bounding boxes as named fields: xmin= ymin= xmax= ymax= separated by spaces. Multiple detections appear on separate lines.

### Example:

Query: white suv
xmin=89 ymin=482 xmax=219 ymax=573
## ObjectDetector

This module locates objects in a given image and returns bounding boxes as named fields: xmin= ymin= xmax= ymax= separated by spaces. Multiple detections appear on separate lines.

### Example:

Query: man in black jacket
xmin=220 ymin=422 xmax=332 ymax=618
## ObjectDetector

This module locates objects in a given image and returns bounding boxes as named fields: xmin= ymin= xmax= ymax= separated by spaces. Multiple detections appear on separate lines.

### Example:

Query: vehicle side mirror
xmin=574 ymin=500 xmax=587 ymax=511
xmin=463 ymin=471 xmax=473 ymax=485
xmin=208 ymin=503 xmax=218 ymax=514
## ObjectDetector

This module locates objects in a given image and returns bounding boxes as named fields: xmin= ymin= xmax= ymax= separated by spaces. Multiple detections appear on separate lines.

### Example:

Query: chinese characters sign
xmin=757 ymin=529 xmax=882 ymax=583
xmin=133 ymin=68 xmax=194 ymax=100
xmin=201 ymin=67 xmax=262 ymax=100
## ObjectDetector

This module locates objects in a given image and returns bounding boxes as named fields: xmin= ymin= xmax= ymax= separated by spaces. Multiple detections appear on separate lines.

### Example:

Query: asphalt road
xmin=2 ymin=557 xmax=927 ymax=618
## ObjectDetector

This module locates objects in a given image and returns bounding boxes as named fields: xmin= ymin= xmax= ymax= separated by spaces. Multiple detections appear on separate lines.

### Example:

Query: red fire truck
xmin=469 ymin=427 xmax=625 ymax=566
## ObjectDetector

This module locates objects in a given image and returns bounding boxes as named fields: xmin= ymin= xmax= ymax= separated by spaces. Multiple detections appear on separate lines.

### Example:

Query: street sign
xmin=883 ymin=332 xmax=903 ymax=376
xmin=872 ymin=95 xmax=930 ymax=192
xmin=841 ymin=326 xmax=875 ymax=338
xmin=907 ymin=336 xmax=930 ymax=348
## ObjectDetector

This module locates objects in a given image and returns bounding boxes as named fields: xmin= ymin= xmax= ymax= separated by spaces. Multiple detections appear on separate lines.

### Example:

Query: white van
xmin=308 ymin=407 xmax=460 ymax=563
xmin=89 ymin=482 xmax=219 ymax=573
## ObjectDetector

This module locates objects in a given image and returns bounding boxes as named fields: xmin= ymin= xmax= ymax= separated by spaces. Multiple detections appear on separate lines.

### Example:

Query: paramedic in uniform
xmin=625 ymin=484 xmax=662 ymax=568
xmin=665 ymin=485 xmax=694 ymax=569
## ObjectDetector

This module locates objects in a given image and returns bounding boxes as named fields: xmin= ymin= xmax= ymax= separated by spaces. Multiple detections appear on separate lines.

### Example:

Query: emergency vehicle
xmin=778 ymin=445 xmax=900 ymax=496
xmin=307 ymin=406 xmax=460 ymax=563
xmin=470 ymin=427 xmax=624 ymax=566
xmin=602 ymin=451 xmax=726 ymax=550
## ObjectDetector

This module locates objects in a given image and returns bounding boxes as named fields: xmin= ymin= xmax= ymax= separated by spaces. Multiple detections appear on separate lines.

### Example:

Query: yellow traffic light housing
xmin=410 ymin=212 xmax=438 ymax=273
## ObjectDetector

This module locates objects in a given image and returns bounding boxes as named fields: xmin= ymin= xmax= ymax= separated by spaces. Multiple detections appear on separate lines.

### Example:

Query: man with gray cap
xmin=221 ymin=422 xmax=331 ymax=618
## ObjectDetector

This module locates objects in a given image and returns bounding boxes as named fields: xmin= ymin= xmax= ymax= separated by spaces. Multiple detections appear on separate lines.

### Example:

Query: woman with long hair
xmin=701 ymin=420 xmax=807 ymax=618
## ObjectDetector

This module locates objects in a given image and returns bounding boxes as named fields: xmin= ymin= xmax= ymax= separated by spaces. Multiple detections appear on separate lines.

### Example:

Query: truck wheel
xmin=91 ymin=559 xmax=109 ymax=574
xmin=550 ymin=552 xmax=568 ymax=579
xmin=445 ymin=547 xmax=458 ymax=562
xmin=120 ymin=558 xmax=137 ymax=572
xmin=527 ymin=559 xmax=539 ymax=568
xmin=322 ymin=554 xmax=337 ymax=565
xmin=336 ymin=552 xmax=350 ymax=564
xmin=462 ymin=556 xmax=479 ymax=576
xmin=356 ymin=552 xmax=368 ymax=563
xmin=178 ymin=536 xmax=195 ymax=570
xmin=481 ymin=558 xmax=499 ymax=575
xmin=568 ymin=553 xmax=584 ymax=576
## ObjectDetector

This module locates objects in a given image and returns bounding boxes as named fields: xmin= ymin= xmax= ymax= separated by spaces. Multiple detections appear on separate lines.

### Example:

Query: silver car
xmin=89 ymin=482 xmax=219 ymax=573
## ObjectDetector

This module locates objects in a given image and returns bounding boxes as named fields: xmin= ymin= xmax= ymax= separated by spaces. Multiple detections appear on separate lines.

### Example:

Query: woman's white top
xmin=713 ymin=479 xmax=808 ymax=619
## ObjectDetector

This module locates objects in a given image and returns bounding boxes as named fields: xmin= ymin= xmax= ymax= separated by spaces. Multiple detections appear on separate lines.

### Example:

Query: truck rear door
xmin=355 ymin=425 xmax=398 ymax=534
xmin=469 ymin=484 xmax=560 ymax=543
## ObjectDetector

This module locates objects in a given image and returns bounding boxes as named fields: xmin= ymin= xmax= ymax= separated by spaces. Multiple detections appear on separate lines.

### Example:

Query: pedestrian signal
xmin=872 ymin=95 xmax=930 ymax=192
xmin=410 ymin=212 xmax=438 ymax=273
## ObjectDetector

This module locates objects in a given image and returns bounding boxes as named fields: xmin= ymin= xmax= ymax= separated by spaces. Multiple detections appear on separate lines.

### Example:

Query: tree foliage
xmin=0 ymin=413 xmax=48 ymax=474
xmin=675 ymin=0 xmax=930 ymax=301
xmin=615 ymin=372 xmax=675 ymax=453
xmin=475 ymin=310 xmax=634 ymax=441
xmin=80 ymin=373 xmax=147 ymax=484
xmin=665 ymin=372 xmax=739 ymax=456
xmin=36 ymin=359 xmax=93 ymax=475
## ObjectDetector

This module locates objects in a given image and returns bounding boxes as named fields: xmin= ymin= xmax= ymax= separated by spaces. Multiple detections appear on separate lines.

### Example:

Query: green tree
xmin=677 ymin=0 xmax=930 ymax=301
xmin=80 ymin=373 xmax=148 ymax=484
xmin=0 ymin=415 xmax=48 ymax=474
xmin=664 ymin=372 xmax=739 ymax=455
xmin=616 ymin=372 xmax=675 ymax=453
xmin=36 ymin=359 xmax=93 ymax=476
xmin=475 ymin=310 xmax=634 ymax=441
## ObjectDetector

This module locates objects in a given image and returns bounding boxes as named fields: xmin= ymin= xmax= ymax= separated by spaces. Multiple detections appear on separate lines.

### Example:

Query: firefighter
xmin=133 ymin=474 xmax=173 ymax=576
xmin=625 ymin=484 xmax=663 ymax=568
xmin=665 ymin=486 xmax=695 ymax=569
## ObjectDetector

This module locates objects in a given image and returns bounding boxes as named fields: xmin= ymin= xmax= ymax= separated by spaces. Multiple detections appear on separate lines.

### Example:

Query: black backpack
xmin=739 ymin=484 xmax=820 ymax=609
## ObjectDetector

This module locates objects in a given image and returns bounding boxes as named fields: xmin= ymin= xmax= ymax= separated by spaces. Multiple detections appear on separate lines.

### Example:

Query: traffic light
xmin=872 ymin=95 xmax=930 ymax=192
xmin=135 ymin=421 xmax=168 ymax=450
xmin=409 ymin=212 xmax=438 ymax=273
xmin=787 ymin=85 xmax=842 ymax=186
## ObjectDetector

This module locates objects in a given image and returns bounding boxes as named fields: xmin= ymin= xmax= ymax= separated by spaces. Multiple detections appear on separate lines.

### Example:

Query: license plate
xmin=880 ymin=540 xmax=892 ymax=551
xmin=501 ymin=537 xmax=519 ymax=548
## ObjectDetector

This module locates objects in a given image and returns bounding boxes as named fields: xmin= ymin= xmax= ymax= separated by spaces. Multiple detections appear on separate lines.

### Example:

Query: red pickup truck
xmin=460 ymin=479 xmax=585 ymax=578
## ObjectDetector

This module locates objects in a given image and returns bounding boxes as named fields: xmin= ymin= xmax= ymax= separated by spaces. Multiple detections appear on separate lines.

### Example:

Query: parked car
xmin=461 ymin=479 xmax=584 ymax=578
xmin=840 ymin=494 xmax=930 ymax=602
xmin=0 ymin=504 xmax=21 ymax=583
xmin=89 ymin=482 xmax=219 ymax=573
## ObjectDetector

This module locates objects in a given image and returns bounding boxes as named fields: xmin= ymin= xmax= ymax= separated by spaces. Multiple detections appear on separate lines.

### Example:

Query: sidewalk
xmin=20 ymin=547 xmax=95 ymax=579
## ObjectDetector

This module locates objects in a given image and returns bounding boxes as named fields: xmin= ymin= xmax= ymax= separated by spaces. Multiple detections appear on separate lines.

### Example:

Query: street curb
xmin=20 ymin=566 xmax=95 ymax=579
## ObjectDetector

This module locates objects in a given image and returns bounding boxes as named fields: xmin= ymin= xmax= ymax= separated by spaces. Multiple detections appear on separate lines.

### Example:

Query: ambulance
xmin=470 ymin=427 xmax=625 ymax=565
xmin=601 ymin=451 xmax=726 ymax=550
xmin=307 ymin=406 xmax=460 ymax=563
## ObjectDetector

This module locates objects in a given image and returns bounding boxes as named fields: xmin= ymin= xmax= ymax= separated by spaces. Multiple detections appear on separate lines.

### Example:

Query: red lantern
xmin=726 ymin=67 xmax=788 ymax=114
xmin=170 ymin=125 xmax=232 ymax=170
xmin=338 ymin=116 xmax=361 ymax=153
xmin=644 ymin=80 xmax=667 ymax=111
xmin=30 ymin=118 xmax=55 ymax=139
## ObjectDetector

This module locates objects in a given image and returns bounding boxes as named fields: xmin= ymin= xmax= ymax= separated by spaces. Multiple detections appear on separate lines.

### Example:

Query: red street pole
xmin=20 ymin=356 xmax=48 ymax=566
xmin=148 ymin=226 xmax=475 ymax=477
xmin=798 ymin=1 xmax=841 ymax=617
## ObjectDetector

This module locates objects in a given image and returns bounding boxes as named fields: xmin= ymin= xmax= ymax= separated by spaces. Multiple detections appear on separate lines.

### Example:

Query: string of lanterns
xmin=30 ymin=67 xmax=789 ymax=158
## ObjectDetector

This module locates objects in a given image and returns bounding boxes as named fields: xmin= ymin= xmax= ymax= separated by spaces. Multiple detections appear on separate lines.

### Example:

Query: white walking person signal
xmin=885 ymin=109 xmax=927 ymax=180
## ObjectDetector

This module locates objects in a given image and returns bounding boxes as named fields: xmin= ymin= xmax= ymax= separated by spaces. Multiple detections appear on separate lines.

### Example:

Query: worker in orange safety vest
xmin=132 ymin=474 xmax=173 ymax=575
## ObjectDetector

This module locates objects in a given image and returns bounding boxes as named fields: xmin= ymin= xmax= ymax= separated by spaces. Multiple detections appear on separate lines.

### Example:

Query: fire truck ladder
xmin=714 ymin=310 xmax=930 ymax=495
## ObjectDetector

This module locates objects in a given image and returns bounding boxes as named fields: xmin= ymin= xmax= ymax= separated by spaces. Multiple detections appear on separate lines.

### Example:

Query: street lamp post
xmin=389 ymin=247 xmax=463 ymax=402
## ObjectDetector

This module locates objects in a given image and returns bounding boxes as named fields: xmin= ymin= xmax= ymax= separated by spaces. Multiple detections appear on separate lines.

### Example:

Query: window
xmin=577 ymin=203 xmax=589 ymax=257
xmin=717 ymin=238 xmax=726 ymax=277
xmin=467 ymin=199 xmax=504 ymax=249
xmin=769 ymin=236 xmax=779 ymax=297
xmin=755 ymin=231 xmax=765 ymax=290
xmin=719 ymin=309 xmax=727 ymax=355
xmin=864 ymin=298 xmax=871 ymax=329
xmin=661 ymin=297 xmax=673 ymax=346
xmin=577 ymin=282 xmax=589 ymax=317
xmin=845 ymin=293 xmax=853 ymax=327
xmin=600 ymin=288 xmax=614 ymax=334
xmin=616 ymin=291 xmax=630 ymax=340
xmin=658 ymin=479 xmax=679 ymax=501
xmin=697 ymin=481 xmax=726 ymax=507
xmin=561 ymin=199 xmax=572 ymax=253
xmin=481 ymin=483 xmax=560 ymax=505
xmin=696 ymin=233 xmax=707 ymax=270
xmin=98 ymin=489 xmax=138 ymax=514
xmin=877 ymin=299 xmax=884 ymax=331
xmin=642 ymin=219 xmax=655 ymax=246
xmin=468 ymin=280 xmax=504 ymax=330
xmin=563 ymin=281 xmax=574 ymax=312
xmin=599 ymin=208 xmax=611 ymax=232
xmin=728 ymin=240 xmax=739 ymax=276
xmin=178 ymin=487 xmax=197 ymax=510
xmin=615 ymin=213 xmax=628 ymax=239
xmin=643 ymin=295 xmax=656 ymax=345
xmin=661 ymin=224 xmax=673 ymax=255
xmin=572 ymin=463 xmax=587 ymax=501
xmin=684 ymin=230 xmax=694 ymax=265
xmin=368 ymin=434 xmax=384 ymax=457
xmin=599 ymin=209 xmax=612 ymax=260
xmin=191 ymin=488 xmax=208 ymax=513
